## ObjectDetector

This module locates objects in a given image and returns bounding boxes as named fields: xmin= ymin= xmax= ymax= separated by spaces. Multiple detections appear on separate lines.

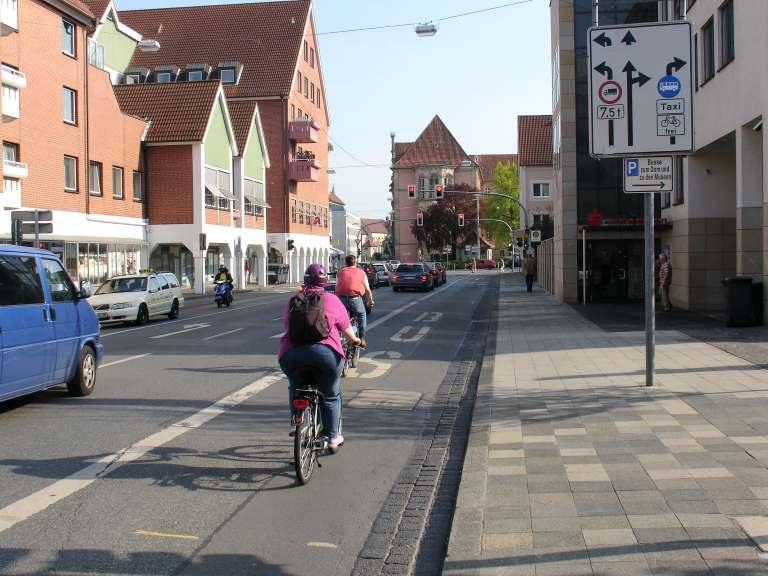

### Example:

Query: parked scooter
xmin=214 ymin=281 xmax=233 ymax=308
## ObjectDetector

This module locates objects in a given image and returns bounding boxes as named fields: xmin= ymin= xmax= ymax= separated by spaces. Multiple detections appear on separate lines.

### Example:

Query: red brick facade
xmin=146 ymin=146 xmax=192 ymax=225
xmin=1 ymin=0 xmax=146 ymax=218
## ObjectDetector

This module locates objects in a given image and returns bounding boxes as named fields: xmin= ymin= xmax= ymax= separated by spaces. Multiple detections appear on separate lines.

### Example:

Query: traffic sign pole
xmin=644 ymin=192 xmax=655 ymax=387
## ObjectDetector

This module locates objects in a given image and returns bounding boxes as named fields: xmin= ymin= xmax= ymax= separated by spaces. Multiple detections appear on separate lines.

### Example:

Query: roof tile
xmin=119 ymin=1 xmax=311 ymax=99
xmin=329 ymin=190 xmax=345 ymax=206
xmin=227 ymin=100 xmax=258 ymax=155
xmin=361 ymin=218 xmax=388 ymax=234
xmin=517 ymin=115 xmax=552 ymax=166
xmin=80 ymin=0 xmax=110 ymax=19
xmin=474 ymin=154 xmax=518 ymax=184
xmin=113 ymin=80 xmax=221 ymax=144
xmin=394 ymin=116 xmax=472 ymax=168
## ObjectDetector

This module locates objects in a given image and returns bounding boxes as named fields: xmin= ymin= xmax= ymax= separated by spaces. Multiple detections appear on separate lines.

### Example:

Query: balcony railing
xmin=1 ymin=0 xmax=18 ymax=30
xmin=1 ymin=64 xmax=26 ymax=89
xmin=288 ymin=119 xmax=320 ymax=143
xmin=3 ymin=160 xmax=28 ymax=179
xmin=288 ymin=158 xmax=321 ymax=182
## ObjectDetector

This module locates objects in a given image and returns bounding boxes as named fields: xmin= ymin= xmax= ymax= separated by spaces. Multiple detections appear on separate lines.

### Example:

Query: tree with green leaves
xmin=411 ymin=187 xmax=478 ymax=257
xmin=482 ymin=162 xmax=520 ymax=249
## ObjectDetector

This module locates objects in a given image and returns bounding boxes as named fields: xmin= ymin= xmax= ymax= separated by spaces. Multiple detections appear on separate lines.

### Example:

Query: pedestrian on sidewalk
xmin=659 ymin=253 xmax=672 ymax=311
xmin=244 ymin=259 xmax=251 ymax=285
xmin=522 ymin=251 xmax=536 ymax=293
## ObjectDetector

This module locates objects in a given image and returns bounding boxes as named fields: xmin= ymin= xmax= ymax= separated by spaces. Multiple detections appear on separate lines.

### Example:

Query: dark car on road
xmin=422 ymin=261 xmax=446 ymax=286
xmin=358 ymin=262 xmax=378 ymax=288
xmin=392 ymin=263 xmax=434 ymax=292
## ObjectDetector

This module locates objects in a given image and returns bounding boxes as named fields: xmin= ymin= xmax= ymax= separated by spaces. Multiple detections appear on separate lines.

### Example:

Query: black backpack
xmin=288 ymin=292 xmax=330 ymax=344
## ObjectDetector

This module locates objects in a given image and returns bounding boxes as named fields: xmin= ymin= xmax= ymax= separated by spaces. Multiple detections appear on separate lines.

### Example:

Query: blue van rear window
xmin=0 ymin=255 xmax=44 ymax=305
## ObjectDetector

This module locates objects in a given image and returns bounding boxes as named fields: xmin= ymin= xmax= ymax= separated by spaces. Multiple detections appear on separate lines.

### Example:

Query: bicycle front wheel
xmin=294 ymin=408 xmax=316 ymax=484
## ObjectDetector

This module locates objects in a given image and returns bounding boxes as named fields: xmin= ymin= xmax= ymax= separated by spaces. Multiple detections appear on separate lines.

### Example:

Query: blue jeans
xmin=338 ymin=295 xmax=366 ymax=339
xmin=279 ymin=344 xmax=344 ymax=437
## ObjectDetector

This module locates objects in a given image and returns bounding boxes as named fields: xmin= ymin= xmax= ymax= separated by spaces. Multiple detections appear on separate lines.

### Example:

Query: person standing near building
xmin=659 ymin=253 xmax=672 ymax=312
xmin=522 ymin=251 xmax=536 ymax=293
xmin=244 ymin=259 xmax=251 ymax=285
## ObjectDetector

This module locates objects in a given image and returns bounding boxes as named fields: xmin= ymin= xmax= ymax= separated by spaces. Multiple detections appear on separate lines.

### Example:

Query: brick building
xmin=1 ymin=0 xmax=148 ymax=284
xmin=391 ymin=116 xmax=516 ymax=261
xmin=119 ymin=0 xmax=331 ymax=283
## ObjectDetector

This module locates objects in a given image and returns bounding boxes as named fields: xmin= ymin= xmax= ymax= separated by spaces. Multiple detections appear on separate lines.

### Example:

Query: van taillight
xmin=292 ymin=398 xmax=309 ymax=410
xmin=420 ymin=275 xmax=428 ymax=281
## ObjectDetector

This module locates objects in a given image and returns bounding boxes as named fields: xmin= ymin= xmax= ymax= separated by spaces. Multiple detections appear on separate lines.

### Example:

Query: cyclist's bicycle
xmin=342 ymin=313 xmax=360 ymax=376
xmin=291 ymin=374 xmax=342 ymax=485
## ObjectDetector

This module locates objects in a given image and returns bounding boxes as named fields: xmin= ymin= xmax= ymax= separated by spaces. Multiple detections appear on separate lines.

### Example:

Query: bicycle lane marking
xmin=0 ymin=277 xmax=473 ymax=536
xmin=0 ymin=371 xmax=283 ymax=535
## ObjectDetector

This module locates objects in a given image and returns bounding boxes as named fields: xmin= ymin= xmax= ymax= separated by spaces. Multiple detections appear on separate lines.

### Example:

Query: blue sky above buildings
xmin=116 ymin=0 xmax=552 ymax=218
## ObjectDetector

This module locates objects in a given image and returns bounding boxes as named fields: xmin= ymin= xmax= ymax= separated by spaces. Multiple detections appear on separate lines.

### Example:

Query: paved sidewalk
xmin=444 ymin=273 xmax=768 ymax=575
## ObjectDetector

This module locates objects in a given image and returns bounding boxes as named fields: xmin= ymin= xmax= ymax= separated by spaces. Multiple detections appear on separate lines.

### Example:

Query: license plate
xmin=97 ymin=313 xmax=109 ymax=320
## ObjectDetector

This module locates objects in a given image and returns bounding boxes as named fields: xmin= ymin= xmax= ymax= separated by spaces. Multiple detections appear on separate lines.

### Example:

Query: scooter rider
xmin=334 ymin=254 xmax=373 ymax=340
xmin=213 ymin=264 xmax=233 ymax=284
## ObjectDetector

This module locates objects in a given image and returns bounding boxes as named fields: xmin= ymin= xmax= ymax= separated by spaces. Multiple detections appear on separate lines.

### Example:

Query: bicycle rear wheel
xmin=294 ymin=407 xmax=316 ymax=484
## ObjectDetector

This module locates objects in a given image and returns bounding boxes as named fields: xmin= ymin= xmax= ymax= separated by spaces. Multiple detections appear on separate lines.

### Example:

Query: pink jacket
xmin=278 ymin=289 xmax=351 ymax=359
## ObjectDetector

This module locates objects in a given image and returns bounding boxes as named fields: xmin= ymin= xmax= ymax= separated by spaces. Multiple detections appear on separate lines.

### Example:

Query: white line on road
xmin=270 ymin=332 xmax=285 ymax=339
xmin=390 ymin=326 xmax=430 ymax=343
xmin=150 ymin=323 xmax=211 ymax=340
xmin=202 ymin=328 xmax=244 ymax=341
xmin=271 ymin=316 xmax=283 ymax=321
xmin=0 ymin=371 xmax=283 ymax=535
xmin=306 ymin=542 xmax=338 ymax=549
xmin=100 ymin=353 xmax=152 ymax=368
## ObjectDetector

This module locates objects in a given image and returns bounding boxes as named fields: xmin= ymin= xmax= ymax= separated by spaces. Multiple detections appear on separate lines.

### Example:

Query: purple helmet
xmin=304 ymin=263 xmax=328 ymax=287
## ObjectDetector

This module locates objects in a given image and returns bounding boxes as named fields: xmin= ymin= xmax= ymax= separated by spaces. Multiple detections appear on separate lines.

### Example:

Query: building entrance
xmin=581 ymin=239 xmax=654 ymax=302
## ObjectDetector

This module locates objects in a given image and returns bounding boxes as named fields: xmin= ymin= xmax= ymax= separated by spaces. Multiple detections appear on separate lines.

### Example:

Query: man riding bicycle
xmin=334 ymin=254 xmax=373 ymax=341
xmin=278 ymin=264 xmax=364 ymax=449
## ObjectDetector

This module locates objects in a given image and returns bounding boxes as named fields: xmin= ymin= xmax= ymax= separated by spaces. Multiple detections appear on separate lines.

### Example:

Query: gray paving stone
xmin=573 ymin=492 xmax=624 ymax=517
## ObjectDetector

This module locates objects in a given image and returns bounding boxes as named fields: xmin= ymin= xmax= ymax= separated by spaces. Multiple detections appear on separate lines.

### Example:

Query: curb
xmin=351 ymin=276 xmax=499 ymax=576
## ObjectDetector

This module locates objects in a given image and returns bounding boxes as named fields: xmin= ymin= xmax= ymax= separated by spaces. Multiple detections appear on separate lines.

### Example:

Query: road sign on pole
xmin=589 ymin=21 xmax=693 ymax=157
xmin=624 ymin=157 xmax=674 ymax=193
xmin=530 ymin=230 xmax=542 ymax=244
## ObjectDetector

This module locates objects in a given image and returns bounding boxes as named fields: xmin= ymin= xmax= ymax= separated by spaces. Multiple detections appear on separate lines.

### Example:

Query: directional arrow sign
xmin=623 ymin=157 xmax=674 ymax=193
xmin=589 ymin=21 xmax=693 ymax=157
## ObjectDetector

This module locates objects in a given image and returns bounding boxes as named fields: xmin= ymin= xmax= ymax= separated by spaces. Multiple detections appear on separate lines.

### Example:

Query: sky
xmin=116 ymin=0 xmax=553 ymax=220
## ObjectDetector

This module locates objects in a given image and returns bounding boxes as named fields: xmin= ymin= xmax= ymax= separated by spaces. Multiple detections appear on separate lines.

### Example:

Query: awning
xmin=206 ymin=185 xmax=235 ymax=200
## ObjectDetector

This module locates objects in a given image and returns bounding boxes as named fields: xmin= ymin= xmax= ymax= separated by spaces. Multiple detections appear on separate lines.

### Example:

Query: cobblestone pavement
xmin=444 ymin=273 xmax=768 ymax=575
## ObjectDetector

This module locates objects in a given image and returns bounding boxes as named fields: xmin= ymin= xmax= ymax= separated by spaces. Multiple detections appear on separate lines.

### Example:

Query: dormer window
xmin=124 ymin=67 xmax=150 ymax=84
xmin=188 ymin=70 xmax=204 ymax=81
xmin=154 ymin=66 xmax=180 ymax=83
xmin=156 ymin=72 xmax=172 ymax=83
xmin=126 ymin=74 xmax=141 ymax=84
xmin=220 ymin=68 xmax=235 ymax=84
xmin=185 ymin=64 xmax=211 ymax=82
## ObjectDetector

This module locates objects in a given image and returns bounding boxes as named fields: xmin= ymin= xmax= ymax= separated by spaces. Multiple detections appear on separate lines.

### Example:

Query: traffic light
xmin=287 ymin=239 xmax=295 ymax=251
xmin=457 ymin=213 xmax=465 ymax=227
xmin=11 ymin=218 xmax=23 ymax=246
xmin=407 ymin=185 xmax=415 ymax=198
xmin=434 ymin=184 xmax=443 ymax=199
xmin=416 ymin=212 xmax=424 ymax=227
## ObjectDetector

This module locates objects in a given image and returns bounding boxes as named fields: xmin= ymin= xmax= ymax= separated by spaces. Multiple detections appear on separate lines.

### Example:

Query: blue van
xmin=0 ymin=245 xmax=103 ymax=402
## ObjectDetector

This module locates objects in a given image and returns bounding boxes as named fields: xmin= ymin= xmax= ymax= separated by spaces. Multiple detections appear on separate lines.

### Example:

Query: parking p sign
xmin=624 ymin=157 xmax=673 ymax=193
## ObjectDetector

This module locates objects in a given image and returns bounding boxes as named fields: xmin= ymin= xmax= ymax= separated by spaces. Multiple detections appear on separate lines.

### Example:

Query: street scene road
xmin=0 ymin=271 xmax=495 ymax=575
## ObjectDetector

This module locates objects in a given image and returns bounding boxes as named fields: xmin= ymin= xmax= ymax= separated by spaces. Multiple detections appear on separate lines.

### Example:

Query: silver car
xmin=373 ymin=263 xmax=391 ymax=286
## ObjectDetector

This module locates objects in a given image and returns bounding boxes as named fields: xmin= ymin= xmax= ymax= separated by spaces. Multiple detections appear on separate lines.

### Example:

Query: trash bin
xmin=752 ymin=282 xmax=764 ymax=326
xmin=723 ymin=276 xmax=754 ymax=327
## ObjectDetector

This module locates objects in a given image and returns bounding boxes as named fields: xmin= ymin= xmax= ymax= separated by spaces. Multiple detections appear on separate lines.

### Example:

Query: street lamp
xmin=415 ymin=22 xmax=437 ymax=37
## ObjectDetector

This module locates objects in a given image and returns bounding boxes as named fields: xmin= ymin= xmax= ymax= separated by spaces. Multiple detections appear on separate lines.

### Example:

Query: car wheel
xmin=67 ymin=345 xmax=97 ymax=397
xmin=168 ymin=299 xmax=179 ymax=319
xmin=135 ymin=304 xmax=149 ymax=325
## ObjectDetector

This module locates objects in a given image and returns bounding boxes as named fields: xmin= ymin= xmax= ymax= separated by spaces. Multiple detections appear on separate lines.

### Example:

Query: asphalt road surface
xmin=0 ymin=270 xmax=496 ymax=576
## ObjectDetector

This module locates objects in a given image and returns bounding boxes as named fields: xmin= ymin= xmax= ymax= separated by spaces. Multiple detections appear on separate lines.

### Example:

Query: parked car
xmin=267 ymin=264 xmax=289 ymax=284
xmin=372 ymin=263 xmax=391 ymax=286
xmin=465 ymin=259 xmax=497 ymax=270
xmin=422 ymin=261 xmax=447 ymax=286
xmin=89 ymin=272 xmax=184 ymax=325
xmin=0 ymin=245 xmax=103 ymax=401
xmin=358 ymin=262 xmax=378 ymax=288
xmin=392 ymin=263 xmax=434 ymax=292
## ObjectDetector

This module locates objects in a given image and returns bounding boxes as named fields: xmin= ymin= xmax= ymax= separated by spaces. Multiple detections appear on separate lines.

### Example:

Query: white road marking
xmin=271 ymin=316 xmax=282 ymax=321
xmin=101 ymin=293 xmax=285 ymax=338
xmin=306 ymin=542 xmax=338 ymax=549
xmin=202 ymin=328 xmax=244 ymax=341
xmin=134 ymin=529 xmax=199 ymax=541
xmin=270 ymin=332 xmax=285 ymax=339
xmin=414 ymin=311 xmax=443 ymax=323
xmin=150 ymin=323 xmax=211 ymax=340
xmin=0 ymin=372 xmax=283 ymax=535
xmin=390 ymin=326 xmax=430 ymax=343
xmin=100 ymin=353 xmax=152 ymax=368
xmin=366 ymin=277 xmax=466 ymax=332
